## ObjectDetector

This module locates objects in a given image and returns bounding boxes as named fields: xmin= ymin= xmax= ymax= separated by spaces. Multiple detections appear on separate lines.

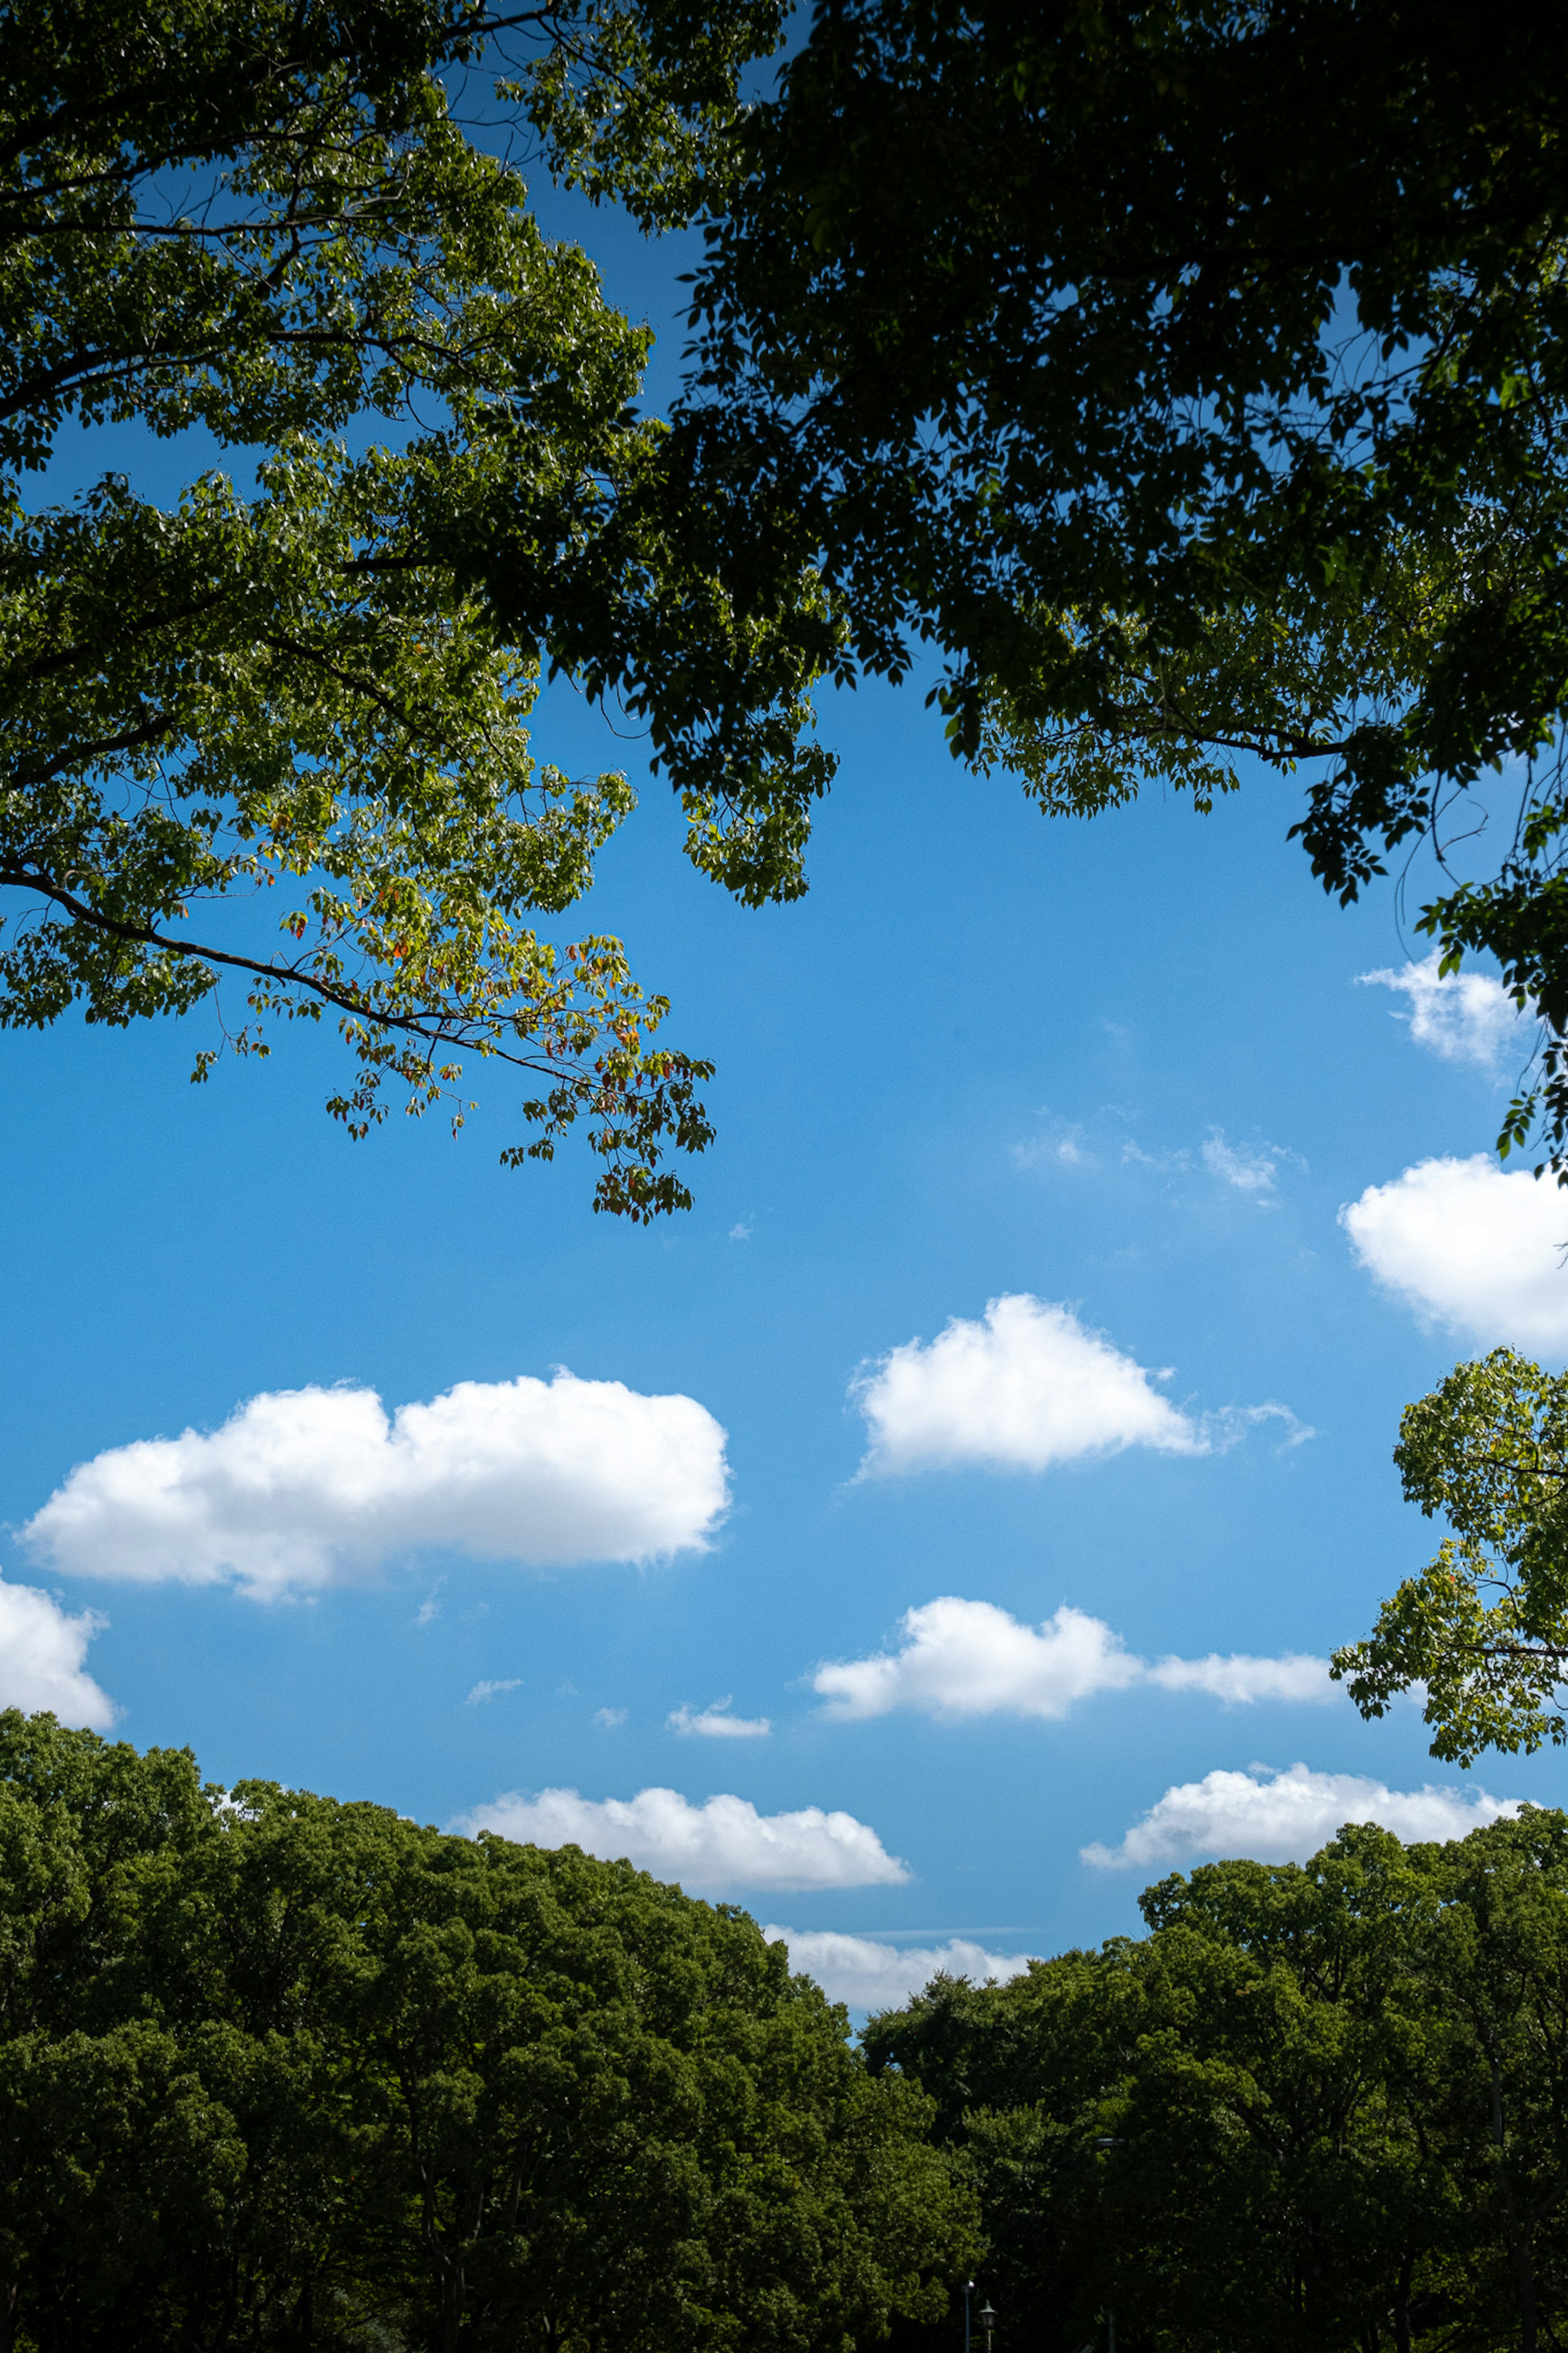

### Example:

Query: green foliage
xmin=673 ymin=0 xmax=1568 ymax=1174
xmin=0 ymin=0 xmax=830 ymax=1214
xmin=0 ymin=1711 xmax=978 ymax=2353
xmin=868 ymin=1815 xmax=1568 ymax=2353
xmin=1334 ymin=1350 xmax=1568 ymax=1765
xmin=515 ymin=0 xmax=789 ymax=232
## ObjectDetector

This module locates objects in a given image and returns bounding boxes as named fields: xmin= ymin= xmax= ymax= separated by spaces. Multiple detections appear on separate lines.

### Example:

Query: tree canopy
xmin=23 ymin=0 xmax=1568 ymax=1200
xmin=866 ymin=1812 xmax=1568 ymax=2353
xmin=660 ymin=0 xmax=1568 ymax=1176
xmin=0 ymin=1709 xmax=976 ymax=2353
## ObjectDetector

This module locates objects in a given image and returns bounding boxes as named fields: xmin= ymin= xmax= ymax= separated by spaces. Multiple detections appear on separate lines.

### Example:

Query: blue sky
xmin=4 ymin=183 xmax=1566 ymax=2016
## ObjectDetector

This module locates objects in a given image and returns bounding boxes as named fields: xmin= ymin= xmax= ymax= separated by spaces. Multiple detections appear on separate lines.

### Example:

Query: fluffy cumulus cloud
xmin=1083 ymin=1762 xmax=1521 ymax=1871
xmin=668 ymin=1698 xmax=771 ymax=1738
xmin=0 ymin=1568 xmax=116 ymax=1727
xmin=456 ymin=1786 xmax=908 ymax=1892
xmin=22 ymin=1372 xmax=730 ymax=1599
xmin=813 ymin=1597 xmax=1333 ymax=1722
xmin=853 ymin=1296 xmax=1206 ymax=1475
xmin=1359 ymin=951 xmax=1529 ymax=1069
xmin=1341 ymin=1156 xmax=1568 ymax=1354
xmin=763 ymin=1927 xmax=1038 ymax=2012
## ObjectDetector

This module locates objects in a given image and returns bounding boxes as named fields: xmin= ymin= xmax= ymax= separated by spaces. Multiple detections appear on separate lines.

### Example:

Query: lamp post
xmin=963 ymin=2279 xmax=974 ymax=2353
xmin=979 ymin=2302 xmax=997 ymax=2353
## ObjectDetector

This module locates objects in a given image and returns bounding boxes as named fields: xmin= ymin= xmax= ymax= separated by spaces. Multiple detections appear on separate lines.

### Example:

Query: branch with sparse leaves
xmin=1333 ymin=1350 xmax=1568 ymax=1762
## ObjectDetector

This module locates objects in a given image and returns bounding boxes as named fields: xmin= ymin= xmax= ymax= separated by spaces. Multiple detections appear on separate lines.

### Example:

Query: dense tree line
xmin=869 ymin=1813 xmax=1568 ymax=2353
xmin=0 ymin=1713 xmax=976 ymax=2352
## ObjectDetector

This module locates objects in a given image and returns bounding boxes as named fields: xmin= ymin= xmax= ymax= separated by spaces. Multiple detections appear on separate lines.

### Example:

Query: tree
xmin=1333 ymin=1349 xmax=1568 ymax=1765
xmin=0 ymin=0 xmax=838 ymax=1217
xmin=653 ymin=0 xmax=1568 ymax=1174
xmin=0 ymin=1710 xmax=978 ymax=2352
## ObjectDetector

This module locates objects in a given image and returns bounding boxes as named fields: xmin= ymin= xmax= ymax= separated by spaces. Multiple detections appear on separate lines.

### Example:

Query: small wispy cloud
xmin=668 ymin=1697 xmax=772 ymax=1739
xmin=1012 ymin=1118 xmax=1095 ymax=1171
xmin=1014 ymin=1115 xmax=1302 ymax=1200
xmin=466 ymin=1677 xmax=521 ymax=1705
xmin=1201 ymin=1129 xmax=1301 ymax=1195
xmin=415 ymin=1581 xmax=445 ymax=1626
xmin=1358 ymin=951 xmax=1531 ymax=1071
xmin=594 ymin=1705 xmax=628 ymax=1729
xmin=729 ymin=1222 xmax=753 ymax=1241
xmin=1120 ymin=1139 xmax=1190 ymax=1175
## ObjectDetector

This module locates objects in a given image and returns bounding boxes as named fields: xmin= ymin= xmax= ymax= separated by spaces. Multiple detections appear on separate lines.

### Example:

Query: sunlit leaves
xmin=0 ymin=0 xmax=815 ymax=1211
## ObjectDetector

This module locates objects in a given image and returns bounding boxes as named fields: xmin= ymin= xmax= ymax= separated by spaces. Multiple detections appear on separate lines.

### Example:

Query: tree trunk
xmin=1392 ymin=2250 xmax=1413 ymax=2353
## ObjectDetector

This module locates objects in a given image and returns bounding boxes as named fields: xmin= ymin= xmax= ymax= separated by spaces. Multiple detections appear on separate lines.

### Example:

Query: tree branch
xmin=0 ymin=861 xmax=584 ymax=1072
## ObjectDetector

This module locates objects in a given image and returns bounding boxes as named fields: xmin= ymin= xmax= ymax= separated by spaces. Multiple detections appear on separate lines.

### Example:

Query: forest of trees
xmin=7 ymin=1708 xmax=1568 ymax=2353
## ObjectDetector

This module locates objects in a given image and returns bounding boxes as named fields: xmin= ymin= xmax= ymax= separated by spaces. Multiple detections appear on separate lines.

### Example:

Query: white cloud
xmin=763 ymin=1926 xmax=1038 ymax=2011
xmin=1012 ymin=1119 xmax=1094 ymax=1171
xmin=1083 ymin=1762 xmax=1521 ymax=1870
xmin=1202 ymin=1129 xmax=1294 ymax=1194
xmin=668 ymin=1697 xmax=772 ymax=1738
xmin=853 ymin=1296 xmax=1207 ymax=1475
xmin=813 ymin=1597 xmax=1334 ymax=1722
xmin=1359 ymin=951 xmax=1529 ymax=1069
xmin=1341 ymin=1156 xmax=1568 ymax=1354
xmin=0 ymin=1568 xmax=116 ymax=1728
xmin=23 ymin=1372 xmax=730 ymax=1600
xmin=593 ymin=1706 xmax=627 ymax=1729
xmin=1145 ymin=1651 xmax=1330 ymax=1704
xmin=466 ymin=1677 xmax=521 ymax=1705
xmin=457 ymin=1786 xmax=908 ymax=1892
xmin=817 ymin=1599 xmax=1140 ymax=1719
